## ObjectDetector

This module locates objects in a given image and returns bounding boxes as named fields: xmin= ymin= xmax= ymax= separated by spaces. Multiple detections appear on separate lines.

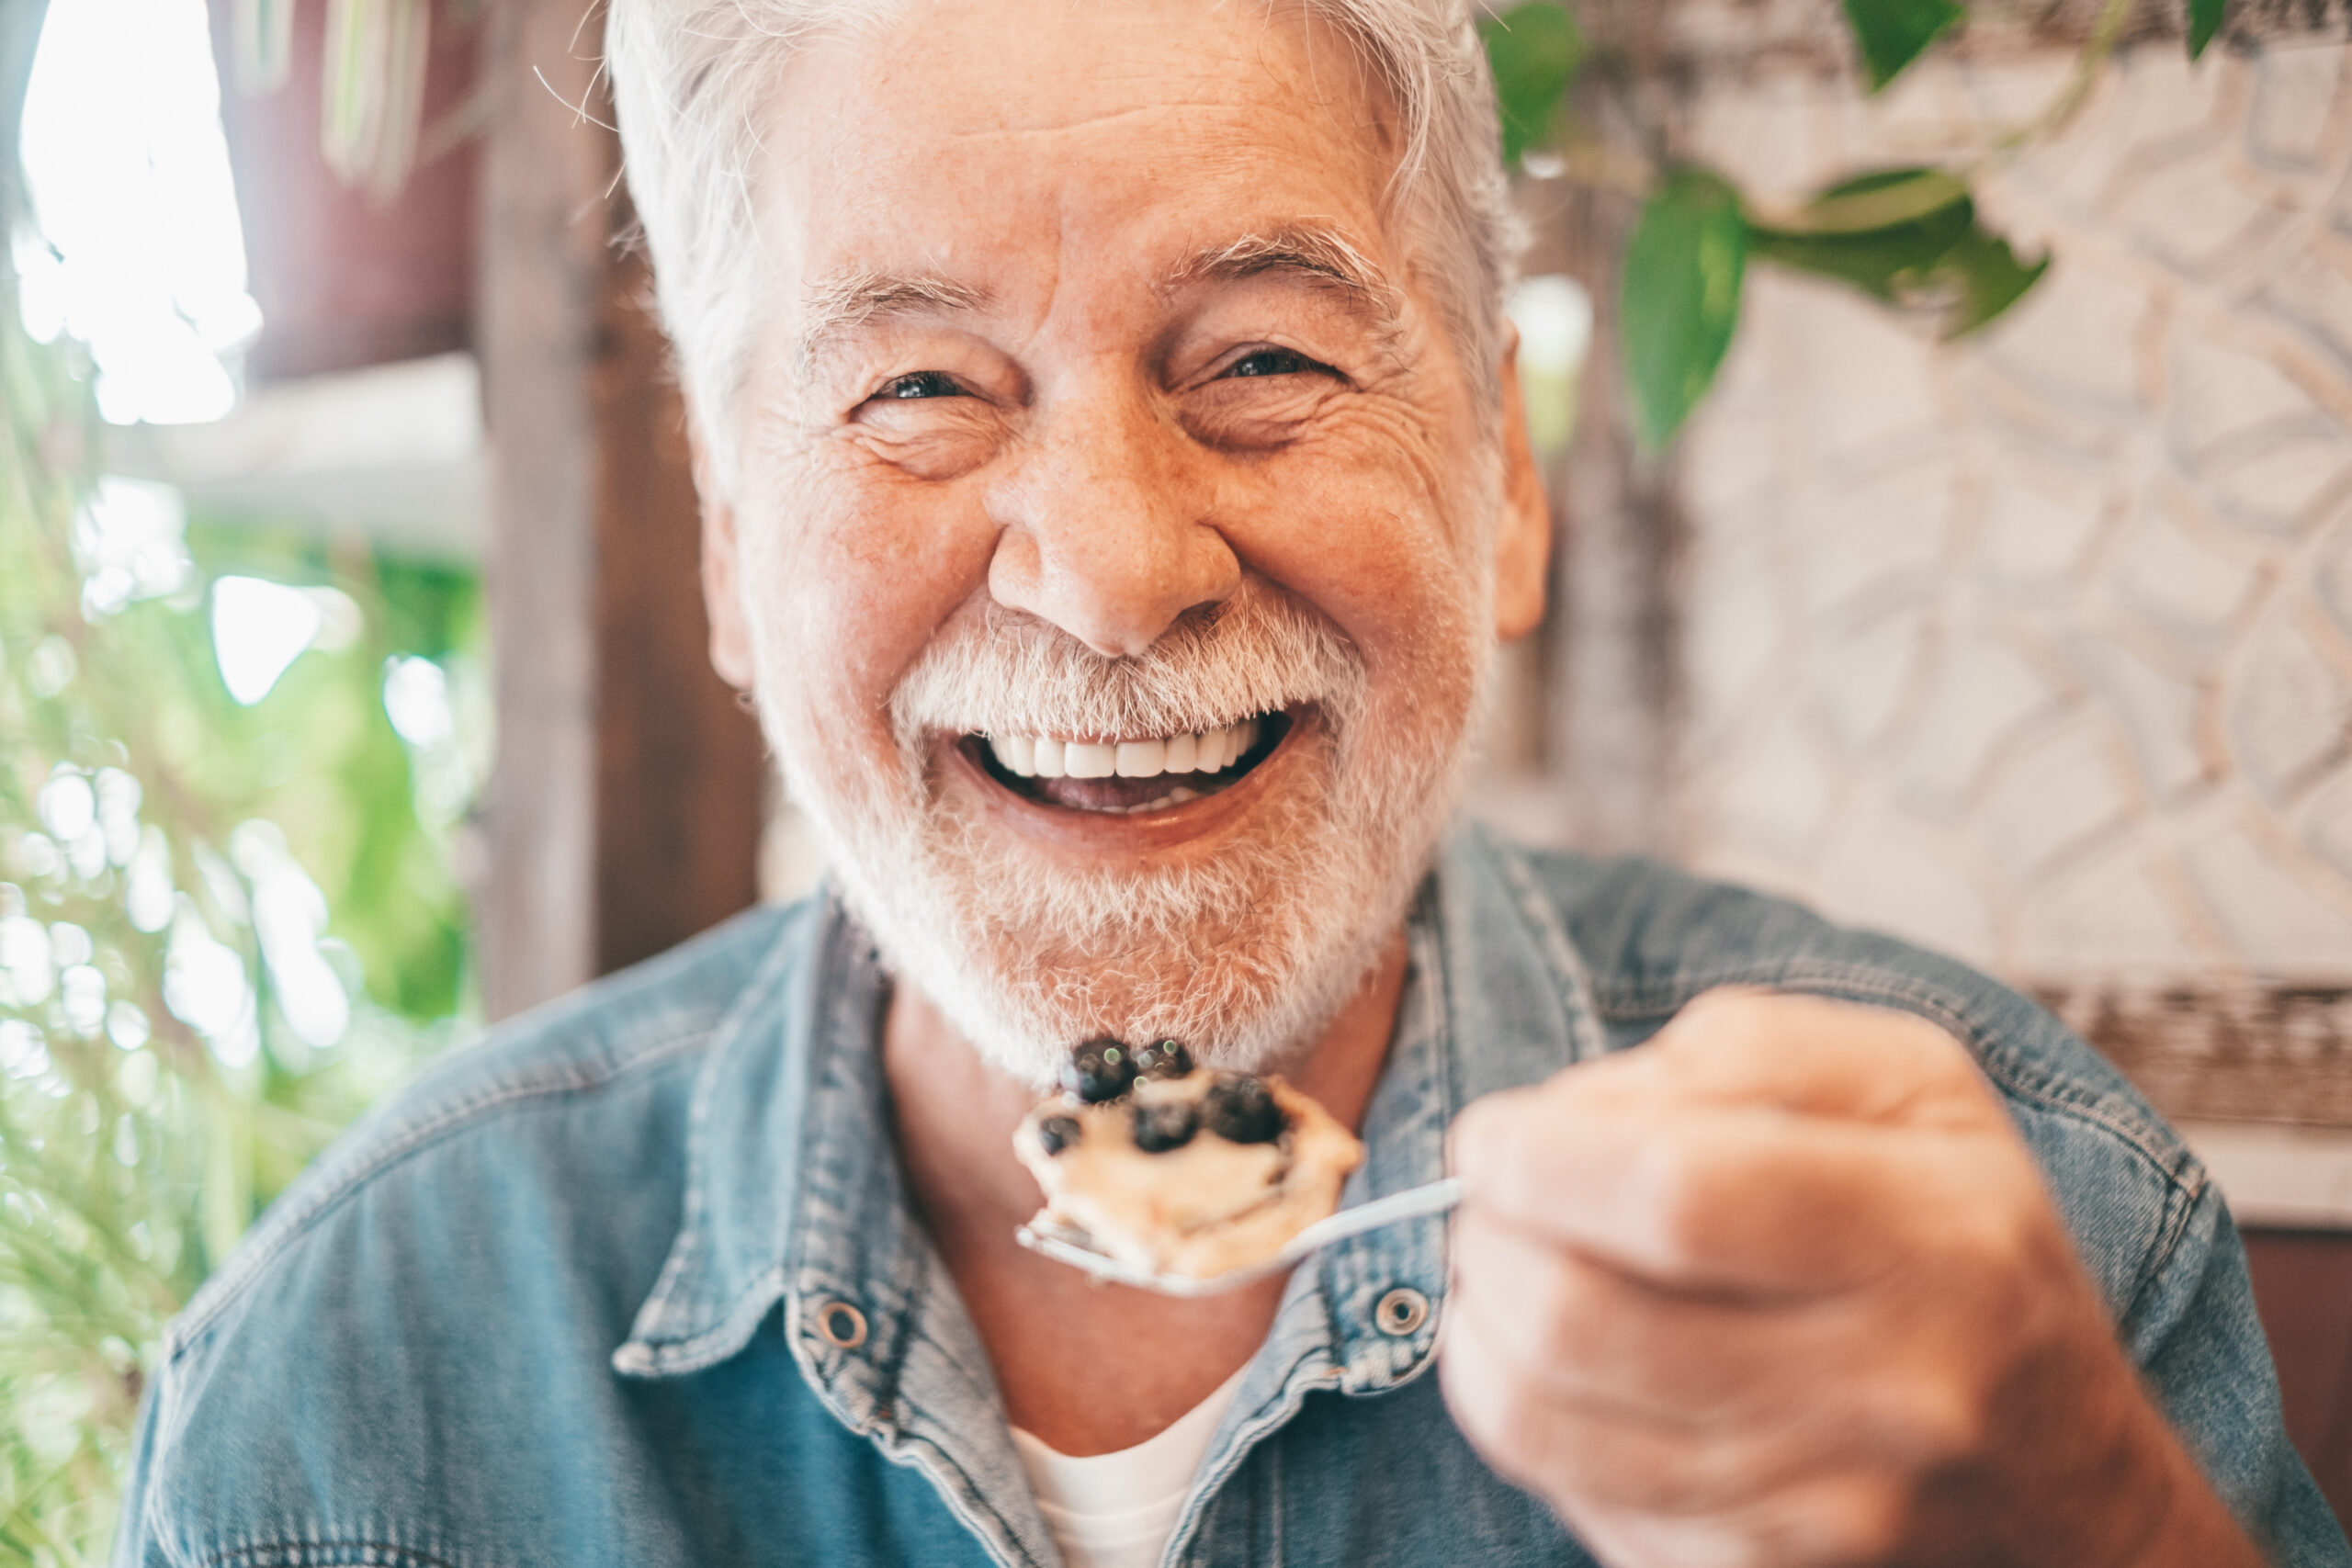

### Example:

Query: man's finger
xmin=1440 ymin=1292 xmax=1834 ymax=1518
xmin=1451 ymin=1200 xmax=1850 ymax=1420
xmin=1453 ymin=1093 xmax=1997 ymax=1291
xmin=1645 ymin=989 xmax=1996 ymax=1128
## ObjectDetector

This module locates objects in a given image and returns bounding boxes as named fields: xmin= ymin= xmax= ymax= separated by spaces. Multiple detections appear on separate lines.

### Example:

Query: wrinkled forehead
xmin=750 ymin=0 xmax=1415 ymax=339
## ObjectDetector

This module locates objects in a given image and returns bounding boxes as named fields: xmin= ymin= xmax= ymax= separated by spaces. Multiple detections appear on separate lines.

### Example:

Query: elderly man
xmin=119 ymin=3 xmax=2346 ymax=1566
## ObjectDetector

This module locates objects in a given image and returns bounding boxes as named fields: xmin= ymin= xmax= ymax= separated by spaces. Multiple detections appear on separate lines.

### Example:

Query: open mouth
xmin=963 ymin=709 xmax=1295 ymax=815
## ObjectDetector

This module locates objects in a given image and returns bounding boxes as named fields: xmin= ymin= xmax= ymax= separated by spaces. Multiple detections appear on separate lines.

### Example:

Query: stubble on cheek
xmin=729 ymin=396 xmax=1498 ymax=1082
xmin=730 ymin=444 xmax=976 ymax=775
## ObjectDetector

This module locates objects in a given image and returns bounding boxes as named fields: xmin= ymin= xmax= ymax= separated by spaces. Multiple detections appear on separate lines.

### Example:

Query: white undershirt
xmin=1010 ymin=1366 xmax=1248 ymax=1568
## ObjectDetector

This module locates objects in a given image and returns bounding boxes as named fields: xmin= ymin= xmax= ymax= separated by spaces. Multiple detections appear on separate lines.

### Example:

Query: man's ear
xmin=692 ymin=431 xmax=757 ymax=691
xmin=1492 ymin=328 xmax=1552 ymax=644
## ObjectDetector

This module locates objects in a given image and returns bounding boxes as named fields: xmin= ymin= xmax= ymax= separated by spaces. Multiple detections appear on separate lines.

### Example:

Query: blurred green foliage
xmin=1840 ymin=0 xmax=1967 ymax=91
xmin=1745 ymin=167 xmax=2052 ymax=341
xmin=178 ymin=519 xmax=481 ymax=1021
xmin=2188 ymin=0 xmax=2228 ymax=58
xmin=1480 ymin=1 xmax=1585 ymax=168
xmin=1621 ymin=169 xmax=1747 ymax=453
xmin=1486 ymin=0 xmax=2224 ymax=450
xmin=0 ymin=329 xmax=484 ymax=1568
xmin=1 ymin=12 xmax=481 ymax=1557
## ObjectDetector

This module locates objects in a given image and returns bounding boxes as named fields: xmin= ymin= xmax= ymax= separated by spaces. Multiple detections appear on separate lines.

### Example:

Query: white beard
xmin=750 ymin=577 xmax=1488 ymax=1090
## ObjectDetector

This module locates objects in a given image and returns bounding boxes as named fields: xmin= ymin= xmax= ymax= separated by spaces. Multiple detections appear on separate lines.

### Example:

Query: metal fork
xmin=1014 ymin=1175 xmax=1468 ymax=1297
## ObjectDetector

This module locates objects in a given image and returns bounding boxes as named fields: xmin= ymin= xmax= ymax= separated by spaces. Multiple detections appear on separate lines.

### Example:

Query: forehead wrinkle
xmin=1165 ymin=224 xmax=1406 ymax=343
xmin=794 ymin=270 xmax=991 ymax=379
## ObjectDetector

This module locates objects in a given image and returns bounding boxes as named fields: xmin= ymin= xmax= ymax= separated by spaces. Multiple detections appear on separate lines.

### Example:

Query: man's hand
xmin=1440 ymin=989 xmax=2263 ymax=1568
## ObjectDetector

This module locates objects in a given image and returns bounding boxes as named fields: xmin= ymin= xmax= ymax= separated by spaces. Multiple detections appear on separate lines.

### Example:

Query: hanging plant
xmin=1483 ymin=0 xmax=2224 ymax=450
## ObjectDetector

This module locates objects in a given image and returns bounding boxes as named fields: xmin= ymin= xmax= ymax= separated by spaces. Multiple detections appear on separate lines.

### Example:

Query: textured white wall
xmin=1669 ymin=41 xmax=2352 ymax=978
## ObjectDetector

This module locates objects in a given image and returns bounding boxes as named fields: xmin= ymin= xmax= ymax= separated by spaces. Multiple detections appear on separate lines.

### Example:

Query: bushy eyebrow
xmin=1164 ymin=225 xmax=1404 ymax=340
xmin=792 ymin=222 xmax=1403 ymax=382
xmin=796 ymin=271 xmax=990 ymax=377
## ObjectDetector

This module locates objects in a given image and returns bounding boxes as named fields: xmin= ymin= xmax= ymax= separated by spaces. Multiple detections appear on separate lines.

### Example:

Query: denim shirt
xmin=116 ymin=828 xmax=2351 ymax=1567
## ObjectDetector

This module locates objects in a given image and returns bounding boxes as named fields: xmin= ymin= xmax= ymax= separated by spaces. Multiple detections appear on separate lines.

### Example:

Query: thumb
xmin=1648 ymin=987 xmax=1997 ymax=1128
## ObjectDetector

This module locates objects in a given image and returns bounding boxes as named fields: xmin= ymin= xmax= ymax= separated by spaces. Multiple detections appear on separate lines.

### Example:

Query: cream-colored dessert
xmin=1014 ymin=1041 xmax=1363 ymax=1278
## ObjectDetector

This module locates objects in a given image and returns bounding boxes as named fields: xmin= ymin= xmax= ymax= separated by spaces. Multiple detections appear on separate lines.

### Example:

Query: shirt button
xmin=815 ymin=1299 xmax=868 ymax=1349
xmin=1374 ymin=1287 xmax=1430 ymax=1337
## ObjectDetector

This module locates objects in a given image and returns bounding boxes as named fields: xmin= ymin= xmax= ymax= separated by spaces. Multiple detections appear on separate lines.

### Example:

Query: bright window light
xmin=231 ymin=819 xmax=349 ymax=1051
xmin=17 ymin=0 xmax=263 ymax=424
xmin=381 ymin=656 xmax=454 ymax=749
xmin=210 ymin=576 xmax=362 ymax=705
xmin=164 ymin=897 xmax=257 ymax=1066
xmin=74 ymin=476 xmax=196 ymax=618
xmin=1509 ymin=275 xmax=1595 ymax=380
xmin=211 ymin=576 xmax=323 ymax=705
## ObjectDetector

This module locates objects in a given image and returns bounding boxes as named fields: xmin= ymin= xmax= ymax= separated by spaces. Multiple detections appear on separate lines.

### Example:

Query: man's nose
xmin=984 ymin=389 xmax=1238 ymax=658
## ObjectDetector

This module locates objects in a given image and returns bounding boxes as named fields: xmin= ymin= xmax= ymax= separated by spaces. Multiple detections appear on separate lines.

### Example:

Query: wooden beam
xmin=1512 ymin=74 xmax=1688 ymax=859
xmin=476 ymin=0 xmax=762 ymax=1020
xmin=207 ymin=0 xmax=479 ymax=383
xmin=590 ymin=243 xmax=765 ymax=977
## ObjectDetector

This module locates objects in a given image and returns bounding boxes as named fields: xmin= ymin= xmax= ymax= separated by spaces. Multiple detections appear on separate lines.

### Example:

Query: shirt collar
xmin=1231 ymin=824 xmax=1610 ymax=1400
xmin=613 ymin=825 xmax=1609 ymax=1393
xmin=610 ymin=892 xmax=873 ymax=1377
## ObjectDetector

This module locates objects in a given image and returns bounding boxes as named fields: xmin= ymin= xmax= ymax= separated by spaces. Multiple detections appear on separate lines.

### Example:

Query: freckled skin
xmin=693 ymin=0 xmax=1540 ymax=1461
xmin=705 ymin=3 xmax=1504 ymax=786
xmin=682 ymin=9 xmax=2267 ymax=1562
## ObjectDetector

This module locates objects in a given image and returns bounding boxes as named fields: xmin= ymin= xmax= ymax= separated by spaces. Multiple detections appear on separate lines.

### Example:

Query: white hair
xmin=604 ymin=0 xmax=1520 ymax=489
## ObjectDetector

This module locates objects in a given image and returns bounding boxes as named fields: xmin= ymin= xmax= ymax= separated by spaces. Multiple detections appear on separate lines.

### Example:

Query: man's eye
xmin=879 ymin=371 xmax=965 ymax=400
xmin=1223 ymin=348 xmax=1321 ymax=379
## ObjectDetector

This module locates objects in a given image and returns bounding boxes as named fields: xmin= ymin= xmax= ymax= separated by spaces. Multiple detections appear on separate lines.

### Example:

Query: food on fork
xmin=1013 ymin=1037 xmax=1364 ymax=1278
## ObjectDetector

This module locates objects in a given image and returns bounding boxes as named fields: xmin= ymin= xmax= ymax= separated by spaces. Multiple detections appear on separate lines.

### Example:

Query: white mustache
xmin=889 ymin=582 xmax=1367 ymax=757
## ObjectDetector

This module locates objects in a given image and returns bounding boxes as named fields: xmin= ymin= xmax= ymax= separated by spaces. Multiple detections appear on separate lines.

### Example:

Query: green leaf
xmin=1939 ymin=229 xmax=2051 ymax=337
xmin=1749 ymin=165 xmax=2050 ymax=338
xmin=1621 ymin=168 xmax=1748 ymax=451
xmin=1480 ymin=2 xmax=1587 ymax=167
xmin=2187 ymin=0 xmax=2226 ymax=59
xmin=1841 ymin=0 xmax=1966 ymax=91
xmin=1762 ymin=167 xmax=1970 ymax=234
xmin=1749 ymin=167 xmax=1975 ymax=302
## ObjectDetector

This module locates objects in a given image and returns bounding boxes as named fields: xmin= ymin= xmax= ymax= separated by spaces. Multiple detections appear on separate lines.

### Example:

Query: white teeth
xmin=1120 ymin=783 xmax=1203 ymax=814
xmin=980 ymin=716 xmax=1274 ymax=785
xmin=1063 ymin=741 xmax=1117 ymax=779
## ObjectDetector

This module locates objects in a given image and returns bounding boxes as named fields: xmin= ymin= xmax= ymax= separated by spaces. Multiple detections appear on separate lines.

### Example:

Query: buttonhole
xmin=1374 ymin=1288 xmax=1429 ymax=1337
xmin=817 ymin=1299 xmax=868 ymax=1349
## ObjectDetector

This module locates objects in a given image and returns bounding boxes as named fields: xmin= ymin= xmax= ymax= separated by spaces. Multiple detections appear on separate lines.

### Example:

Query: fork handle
xmin=1280 ymin=1175 xmax=1470 ymax=1259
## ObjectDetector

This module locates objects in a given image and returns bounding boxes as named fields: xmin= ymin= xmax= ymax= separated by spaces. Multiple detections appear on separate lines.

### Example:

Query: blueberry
xmin=1134 ymin=1039 xmax=1194 ymax=1080
xmin=1059 ymin=1038 xmax=1136 ymax=1104
xmin=1202 ymin=1076 xmax=1283 ymax=1144
xmin=1131 ymin=1100 xmax=1197 ymax=1154
xmin=1035 ymin=1114 xmax=1081 ymax=1156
